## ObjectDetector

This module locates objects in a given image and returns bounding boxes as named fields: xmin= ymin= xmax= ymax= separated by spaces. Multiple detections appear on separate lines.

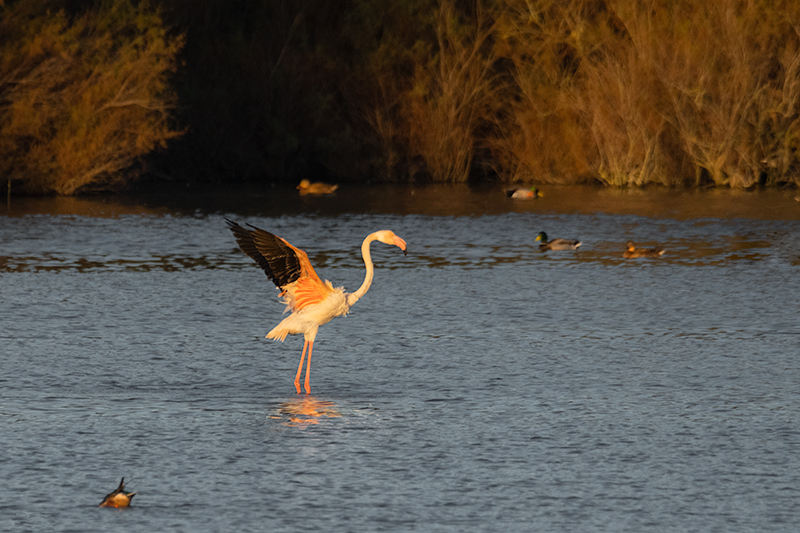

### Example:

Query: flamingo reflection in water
xmin=226 ymin=220 xmax=407 ymax=394
xmin=271 ymin=396 xmax=341 ymax=426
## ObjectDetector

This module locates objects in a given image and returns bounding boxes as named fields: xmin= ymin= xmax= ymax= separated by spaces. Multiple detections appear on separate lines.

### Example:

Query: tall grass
xmin=621 ymin=0 xmax=800 ymax=187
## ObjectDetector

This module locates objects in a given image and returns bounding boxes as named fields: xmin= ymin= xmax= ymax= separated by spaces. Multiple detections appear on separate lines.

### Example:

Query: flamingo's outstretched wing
xmin=226 ymin=219 xmax=333 ymax=309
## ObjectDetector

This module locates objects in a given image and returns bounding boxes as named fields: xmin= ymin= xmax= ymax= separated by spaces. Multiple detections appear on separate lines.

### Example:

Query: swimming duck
xmin=534 ymin=231 xmax=581 ymax=251
xmin=506 ymin=186 xmax=542 ymax=199
xmin=99 ymin=478 xmax=136 ymax=508
xmin=623 ymin=241 xmax=664 ymax=258
xmin=297 ymin=179 xmax=339 ymax=195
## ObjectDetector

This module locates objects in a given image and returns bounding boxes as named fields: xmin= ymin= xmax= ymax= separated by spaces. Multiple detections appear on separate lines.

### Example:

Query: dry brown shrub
xmin=0 ymin=0 xmax=183 ymax=195
xmin=400 ymin=0 xmax=503 ymax=182
xmin=486 ymin=68 xmax=593 ymax=183
xmin=488 ymin=0 xmax=629 ymax=184
xmin=614 ymin=0 xmax=800 ymax=187
xmin=488 ymin=0 xmax=800 ymax=187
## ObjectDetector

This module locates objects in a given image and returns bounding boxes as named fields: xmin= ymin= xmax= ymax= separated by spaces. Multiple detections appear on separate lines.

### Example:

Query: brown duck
xmin=623 ymin=241 xmax=665 ymax=258
xmin=297 ymin=179 xmax=339 ymax=195
xmin=99 ymin=478 xmax=136 ymax=508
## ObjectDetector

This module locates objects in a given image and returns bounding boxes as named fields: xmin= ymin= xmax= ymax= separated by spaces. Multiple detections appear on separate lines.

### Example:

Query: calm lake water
xmin=1 ymin=184 xmax=799 ymax=532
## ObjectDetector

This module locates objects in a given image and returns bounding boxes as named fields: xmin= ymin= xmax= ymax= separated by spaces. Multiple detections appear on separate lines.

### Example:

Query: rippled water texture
xmin=2 ymin=185 xmax=799 ymax=532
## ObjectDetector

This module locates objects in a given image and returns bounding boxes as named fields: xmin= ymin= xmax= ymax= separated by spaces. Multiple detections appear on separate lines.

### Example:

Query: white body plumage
xmin=267 ymin=287 xmax=350 ymax=343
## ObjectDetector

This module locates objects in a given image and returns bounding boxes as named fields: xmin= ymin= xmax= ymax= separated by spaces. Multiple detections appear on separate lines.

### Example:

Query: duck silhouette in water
xmin=99 ymin=477 xmax=136 ymax=508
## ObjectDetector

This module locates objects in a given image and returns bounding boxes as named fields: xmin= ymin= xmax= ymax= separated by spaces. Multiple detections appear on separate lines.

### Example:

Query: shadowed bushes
xmin=161 ymin=1 xmax=360 ymax=184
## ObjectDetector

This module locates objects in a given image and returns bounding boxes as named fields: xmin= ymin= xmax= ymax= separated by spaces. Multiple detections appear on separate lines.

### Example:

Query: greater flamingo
xmin=226 ymin=220 xmax=407 ymax=394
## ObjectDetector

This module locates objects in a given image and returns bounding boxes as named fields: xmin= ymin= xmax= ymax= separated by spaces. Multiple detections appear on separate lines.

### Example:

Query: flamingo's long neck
xmin=347 ymin=233 xmax=378 ymax=306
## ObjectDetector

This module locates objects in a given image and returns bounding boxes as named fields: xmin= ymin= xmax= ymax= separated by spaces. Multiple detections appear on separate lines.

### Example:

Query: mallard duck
xmin=99 ymin=478 xmax=136 ymax=508
xmin=506 ymin=186 xmax=542 ymax=199
xmin=297 ymin=179 xmax=338 ymax=195
xmin=623 ymin=241 xmax=664 ymax=258
xmin=535 ymin=231 xmax=581 ymax=251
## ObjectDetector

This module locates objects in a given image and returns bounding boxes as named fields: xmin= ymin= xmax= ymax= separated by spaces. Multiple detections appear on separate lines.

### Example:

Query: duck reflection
xmin=271 ymin=396 xmax=341 ymax=426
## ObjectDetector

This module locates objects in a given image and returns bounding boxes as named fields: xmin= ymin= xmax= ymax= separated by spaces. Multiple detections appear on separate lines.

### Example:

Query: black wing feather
xmin=226 ymin=219 xmax=302 ymax=287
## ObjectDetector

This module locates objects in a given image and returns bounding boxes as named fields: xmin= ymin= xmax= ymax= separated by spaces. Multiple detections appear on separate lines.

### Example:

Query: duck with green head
xmin=623 ymin=241 xmax=664 ymax=258
xmin=534 ymin=231 xmax=581 ymax=251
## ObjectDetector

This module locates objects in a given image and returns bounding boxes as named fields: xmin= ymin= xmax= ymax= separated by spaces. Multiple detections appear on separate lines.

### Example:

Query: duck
xmin=623 ymin=241 xmax=665 ymax=258
xmin=506 ymin=186 xmax=542 ymax=199
xmin=534 ymin=231 xmax=581 ymax=251
xmin=297 ymin=179 xmax=338 ymax=195
xmin=99 ymin=478 xmax=136 ymax=508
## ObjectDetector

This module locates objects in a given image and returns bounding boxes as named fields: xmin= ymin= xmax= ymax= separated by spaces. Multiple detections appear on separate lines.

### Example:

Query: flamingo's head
xmin=375 ymin=230 xmax=408 ymax=256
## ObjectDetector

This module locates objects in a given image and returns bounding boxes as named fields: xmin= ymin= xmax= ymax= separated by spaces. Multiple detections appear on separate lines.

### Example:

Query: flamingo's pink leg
xmin=294 ymin=341 xmax=309 ymax=394
xmin=304 ymin=342 xmax=314 ymax=394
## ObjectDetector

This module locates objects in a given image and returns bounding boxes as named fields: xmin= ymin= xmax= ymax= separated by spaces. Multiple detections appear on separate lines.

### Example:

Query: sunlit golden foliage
xmin=489 ymin=0 xmax=800 ymax=187
xmin=0 ymin=0 xmax=183 ymax=194
xmin=637 ymin=0 xmax=800 ymax=187
xmin=488 ymin=0 xmax=610 ymax=183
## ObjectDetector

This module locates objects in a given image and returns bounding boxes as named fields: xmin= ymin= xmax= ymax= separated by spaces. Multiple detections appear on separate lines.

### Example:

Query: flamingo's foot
xmin=294 ymin=380 xmax=302 ymax=394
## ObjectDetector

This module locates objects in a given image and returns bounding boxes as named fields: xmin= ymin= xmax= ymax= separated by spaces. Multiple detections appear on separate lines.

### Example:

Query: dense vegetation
xmin=3 ymin=0 xmax=800 ymax=194
xmin=0 ymin=0 xmax=182 ymax=194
